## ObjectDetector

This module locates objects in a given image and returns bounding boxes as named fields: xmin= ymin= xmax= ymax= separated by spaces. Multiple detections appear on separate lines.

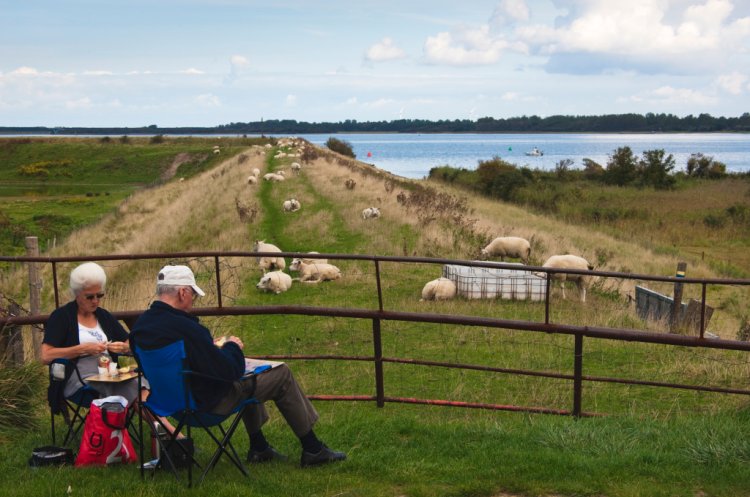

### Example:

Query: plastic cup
xmin=97 ymin=366 xmax=107 ymax=376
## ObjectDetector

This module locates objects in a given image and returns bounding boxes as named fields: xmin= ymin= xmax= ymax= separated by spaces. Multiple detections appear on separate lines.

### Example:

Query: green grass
xmin=0 ymin=136 xmax=269 ymax=256
xmin=3 ymin=140 xmax=750 ymax=496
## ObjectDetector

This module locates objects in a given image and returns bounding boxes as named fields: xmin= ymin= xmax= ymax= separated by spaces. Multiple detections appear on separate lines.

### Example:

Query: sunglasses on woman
xmin=83 ymin=293 xmax=105 ymax=300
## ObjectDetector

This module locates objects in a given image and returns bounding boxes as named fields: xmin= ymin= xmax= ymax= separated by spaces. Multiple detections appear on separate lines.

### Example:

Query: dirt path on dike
xmin=160 ymin=152 xmax=195 ymax=181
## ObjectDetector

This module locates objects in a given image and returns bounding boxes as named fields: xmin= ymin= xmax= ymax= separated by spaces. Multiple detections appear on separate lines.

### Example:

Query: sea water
xmin=296 ymin=133 xmax=750 ymax=179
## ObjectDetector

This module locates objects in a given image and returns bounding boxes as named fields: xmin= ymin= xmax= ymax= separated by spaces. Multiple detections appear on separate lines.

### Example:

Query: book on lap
xmin=244 ymin=358 xmax=284 ymax=375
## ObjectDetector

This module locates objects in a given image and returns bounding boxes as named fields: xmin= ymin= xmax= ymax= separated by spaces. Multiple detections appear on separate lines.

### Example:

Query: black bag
xmin=28 ymin=446 xmax=74 ymax=467
xmin=160 ymin=438 xmax=195 ymax=470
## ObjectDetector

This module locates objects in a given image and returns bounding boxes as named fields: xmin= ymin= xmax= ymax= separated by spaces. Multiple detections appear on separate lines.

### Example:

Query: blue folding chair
xmin=134 ymin=341 xmax=259 ymax=487
xmin=48 ymin=358 xmax=100 ymax=446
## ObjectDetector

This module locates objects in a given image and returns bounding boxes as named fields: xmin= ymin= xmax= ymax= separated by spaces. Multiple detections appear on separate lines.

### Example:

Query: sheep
xmin=344 ymin=178 xmax=356 ymax=190
xmin=291 ymin=162 xmax=301 ymax=174
xmin=252 ymin=168 xmax=260 ymax=177
xmin=212 ymin=145 xmax=221 ymax=155
xmin=252 ymin=240 xmax=286 ymax=272
xmin=538 ymin=254 xmax=594 ymax=302
xmin=283 ymin=198 xmax=301 ymax=212
xmin=301 ymin=251 xmax=328 ymax=265
xmin=256 ymin=270 xmax=293 ymax=294
xmin=480 ymin=236 xmax=531 ymax=264
xmin=289 ymin=258 xmax=341 ymax=283
xmin=362 ymin=207 xmax=381 ymax=220
xmin=420 ymin=277 xmax=457 ymax=301
xmin=263 ymin=173 xmax=285 ymax=182
xmin=247 ymin=175 xmax=258 ymax=185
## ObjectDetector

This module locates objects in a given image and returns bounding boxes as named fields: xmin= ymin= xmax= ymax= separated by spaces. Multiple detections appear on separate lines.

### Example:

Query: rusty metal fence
xmin=2 ymin=251 xmax=750 ymax=418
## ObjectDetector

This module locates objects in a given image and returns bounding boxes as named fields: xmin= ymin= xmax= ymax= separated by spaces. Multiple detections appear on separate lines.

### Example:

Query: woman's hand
xmin=106 ymin=341 xmax=130 ymax=354
xmin=80 ymin=342 xmax=107 ymax=356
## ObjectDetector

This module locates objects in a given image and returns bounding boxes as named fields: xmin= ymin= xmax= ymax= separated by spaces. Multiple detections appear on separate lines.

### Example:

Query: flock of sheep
xmin=246 ymin=139 xmax=593 ymax=304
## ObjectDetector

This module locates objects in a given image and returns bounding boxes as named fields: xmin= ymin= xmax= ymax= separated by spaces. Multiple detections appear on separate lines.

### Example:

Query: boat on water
xmin=525 ymin=147 xmax=543 ymax=157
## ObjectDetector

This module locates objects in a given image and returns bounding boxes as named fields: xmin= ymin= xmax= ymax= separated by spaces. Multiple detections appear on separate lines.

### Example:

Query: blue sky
xmin=1 ymin=0 xmax=749 ymax=127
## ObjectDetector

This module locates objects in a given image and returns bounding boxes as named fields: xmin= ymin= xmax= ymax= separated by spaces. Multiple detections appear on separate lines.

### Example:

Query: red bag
xmin=75 ymin=395 xmax=137 ymax=467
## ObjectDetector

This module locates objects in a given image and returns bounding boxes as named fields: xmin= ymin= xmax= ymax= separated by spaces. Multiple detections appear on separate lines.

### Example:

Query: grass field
xmin=1 ymin=137 xmax=750 ymax=496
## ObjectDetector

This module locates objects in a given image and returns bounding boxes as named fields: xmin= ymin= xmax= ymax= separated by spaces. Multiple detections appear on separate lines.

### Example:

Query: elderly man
xmin=129 ymin=264 xmax=346 ymax=467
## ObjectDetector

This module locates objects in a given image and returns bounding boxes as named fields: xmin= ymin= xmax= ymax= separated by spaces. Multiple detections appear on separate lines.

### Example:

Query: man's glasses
xmin=83 ymin=293 xmax=105 ymax=301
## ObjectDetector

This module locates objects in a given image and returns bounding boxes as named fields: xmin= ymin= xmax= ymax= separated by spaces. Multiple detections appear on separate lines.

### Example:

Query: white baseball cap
xmin=157 ymin=265 xmax=205 ymax=296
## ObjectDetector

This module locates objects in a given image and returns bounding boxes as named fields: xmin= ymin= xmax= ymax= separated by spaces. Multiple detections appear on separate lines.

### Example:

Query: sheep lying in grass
xmin=253 ymin=240 xmax=286 ymax=272
xmin=247 ymin=175 xmax=258 ymax=185
xmin=252 ymin=168 xmax=260 ymax=177
xmin=420 ymin=277 xmax=457 ymax=301
xmin=480 ymin=236 xmax=531 ymax=264
xmin=289 ymin=258 xmax=341 ymax=283
xmin=538 ymin=254 xmax=593 ymax=302
xmin=301 ymin=251 xmax=328 ymax=265
xmin=256 ymin=270 xmax=292 ymax=294
xmin=283 ymin=198 xmax=301 ymax=212
xmin=362 ymin=207 xmax=381 ymax=220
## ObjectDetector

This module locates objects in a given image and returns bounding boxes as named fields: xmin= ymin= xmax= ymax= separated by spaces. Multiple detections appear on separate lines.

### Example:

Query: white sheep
xmin=247 ymin=175 xmax=258 ymax=185
xmin=252 ymin=168 xmax=260 ymax=177
xmin=256 ymin=271 xmax=292 ymax=294
xmin=362 ymin=207 xmax=381 ymax=220
xmin=263 ymin=173 xmax=285 ymax=182
xmin=291 ymin=162 xmax=301 ymax=174
xmin=289 ymin=258 xmax=341 ymax=283
xmin=420 ymin=277 xmax=457 ymax=301
xmin=253 ymin=240 xmax=286 ymax=272
xmin=301 ymin=251 xmax=328 ymax=265
xmin=283 ymin=198 xmax=301 ymax=212
xmin=538 ymin=254 xmax=594 ymax=302
xmin=481 ymin=237 xmax=531 ymax=264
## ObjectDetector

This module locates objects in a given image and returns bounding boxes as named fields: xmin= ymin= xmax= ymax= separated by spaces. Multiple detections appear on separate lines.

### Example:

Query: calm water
xmin=295 ymin=133 xmax=750 ymax=179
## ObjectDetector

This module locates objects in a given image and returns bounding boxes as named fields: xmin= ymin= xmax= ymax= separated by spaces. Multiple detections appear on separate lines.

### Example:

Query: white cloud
xmin=195 ymin=93 xmax=221 ymax=107
xmin=365 ymin=37 xmax=407 ymax=62
xmin=345 ymin=97 xmax=358 ymax=105
xmin=65 ymin=97 xmax=93 ymax=110
xmin=285 ymin=94 xmax=297 ymax=107
xmin=490 ymin=0 xmax=530 ymax=27
xmin=715 ymin=72 xmax=748 ymax=94
xmin=423 ymin=26 xmax=511 ymax=65
xmin=628 ymin=85 xmax=717 ymax=105
xmin=181 ymin=68 xmax=205 ymax=75
xmin=82 ymin=70 xmax=114 ymax=76
xmin=230 ymin=55 xmax=249 ymax=68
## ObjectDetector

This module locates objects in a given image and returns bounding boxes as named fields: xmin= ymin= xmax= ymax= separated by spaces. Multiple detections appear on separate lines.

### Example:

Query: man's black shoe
xmin=300 ymin=445 xmax=346 ymax=467
xmin=247 ymin=446 xmax=287 ymax=464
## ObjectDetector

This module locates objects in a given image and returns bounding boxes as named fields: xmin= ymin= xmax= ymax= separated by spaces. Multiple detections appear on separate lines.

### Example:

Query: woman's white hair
xmin=69 ymin=262 xmax=107 ymax=295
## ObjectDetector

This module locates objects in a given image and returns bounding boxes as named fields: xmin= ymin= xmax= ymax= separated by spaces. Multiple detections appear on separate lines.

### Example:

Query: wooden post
xmin=25 ymin=236 xmax=43 ymax=359
xmin=670 ymin=262 xmax=687 ymax=333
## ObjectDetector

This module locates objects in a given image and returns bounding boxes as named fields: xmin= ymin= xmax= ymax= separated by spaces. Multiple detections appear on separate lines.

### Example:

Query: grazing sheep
xmin=420 ymin=277 xmax=457 ymax=301
xmin=212 ymin=145 xmax=221 ymax=155
xmin=252 ymin=240 xmax=286 ymax=272
xmin=283 ymin=198 xmax=301 ymax=212
xmin=362 ymin=207 xmax=381 ymax=220
xmin=345 ymin=178 xmax=356 ymax=190
xmin=247 ymin=175 xmax=258 ymax=185
xmin=252 ymin=168 xmax=260 ymax=177
xmin=481 ymin=237 xmax=531 ymax=264
xmin=291 ymin=162 xmax=301 ymax=174
xmin=289 ymin=258 xmax=341 ymax=283
xmin=538 ymin=254 xmax=594 ymax=302
xmin=263 ymin=173 xmax=285 ymax=182
xmin=256 ymin=270 xmax=293 ymax=294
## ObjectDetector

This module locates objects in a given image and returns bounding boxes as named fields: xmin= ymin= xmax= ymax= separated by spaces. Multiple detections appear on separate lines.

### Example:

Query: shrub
xmin=686 ymin=153 xmax=727 ymax=179
xmin=603 ymin=146 xmax=638 ymax=186
xmin=638 ymin=149 xmax=676 ymax=190
xmin=150 ymin=134 xmax=165 ymax=144
xmin=325 ymin=137 xmax=356 ymax=158
xmin=582 ymin=158 xmax=604 ymax=180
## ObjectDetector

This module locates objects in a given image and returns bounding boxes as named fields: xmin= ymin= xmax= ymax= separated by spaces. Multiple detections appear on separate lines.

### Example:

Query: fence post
xmin=25 ymin=236 xmax=43 ymax=360
xmin=573 ymin=333 xmax=583 ymax=418
xmin=372 ymin=318 xmax=385 ymax=407
xmin=670 ymin=262 xmax=687 ymax=333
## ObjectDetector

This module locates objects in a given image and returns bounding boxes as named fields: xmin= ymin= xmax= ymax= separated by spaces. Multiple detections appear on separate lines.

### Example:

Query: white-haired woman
xmin=41 ymin=262 xmax=138 ymax=401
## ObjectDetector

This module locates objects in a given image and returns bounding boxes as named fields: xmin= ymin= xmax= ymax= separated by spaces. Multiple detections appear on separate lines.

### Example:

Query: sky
xmin=1 ymin=0 xmax=749 ymax=127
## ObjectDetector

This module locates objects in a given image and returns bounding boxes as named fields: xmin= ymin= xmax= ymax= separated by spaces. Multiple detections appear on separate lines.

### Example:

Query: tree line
xmin=2 ymin=112 xmax=749 ymax=135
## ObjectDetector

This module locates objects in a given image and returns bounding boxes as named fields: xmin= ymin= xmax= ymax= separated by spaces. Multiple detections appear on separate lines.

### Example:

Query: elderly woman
xmin=41 ymin=262 xmax=138 ymax=402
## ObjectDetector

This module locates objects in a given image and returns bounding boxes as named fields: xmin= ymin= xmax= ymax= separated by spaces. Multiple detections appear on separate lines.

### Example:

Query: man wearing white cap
xmin=129 ymin=265 xmax=346 ymax=467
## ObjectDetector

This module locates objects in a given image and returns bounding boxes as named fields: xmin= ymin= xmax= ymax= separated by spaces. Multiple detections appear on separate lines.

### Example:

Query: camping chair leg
xmin=197 ymin=409 xmax=250 ymax=485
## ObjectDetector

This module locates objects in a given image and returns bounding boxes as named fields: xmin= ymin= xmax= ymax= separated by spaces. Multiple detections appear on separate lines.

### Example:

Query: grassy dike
xmin=2 ymin=138 xmax=750 ymax=497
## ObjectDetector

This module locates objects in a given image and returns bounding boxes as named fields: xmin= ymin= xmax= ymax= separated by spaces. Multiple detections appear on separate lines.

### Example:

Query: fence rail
xmin=2 ymin=251 xmax=750 ymax=418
